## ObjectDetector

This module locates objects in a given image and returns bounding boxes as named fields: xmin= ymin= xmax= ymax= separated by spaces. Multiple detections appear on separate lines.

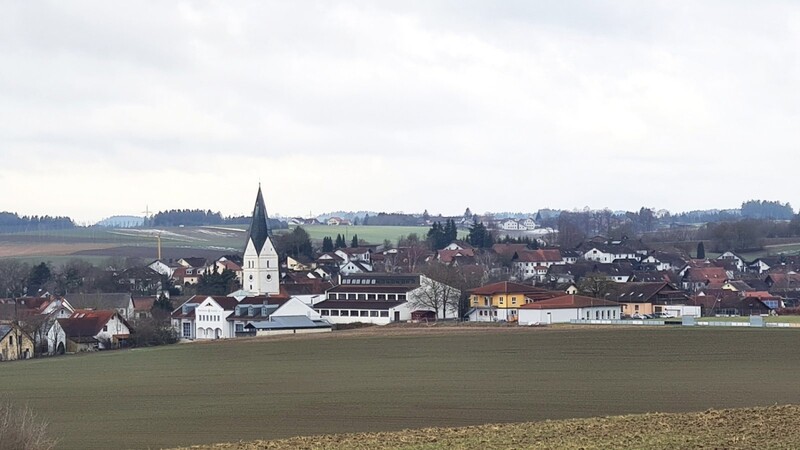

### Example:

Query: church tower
xmin=242 ymin=185 xmax=280 ymax=295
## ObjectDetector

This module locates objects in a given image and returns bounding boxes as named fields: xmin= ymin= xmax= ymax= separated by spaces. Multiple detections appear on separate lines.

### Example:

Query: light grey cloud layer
xmin=1 ymin=1 xmax=798 ymax=222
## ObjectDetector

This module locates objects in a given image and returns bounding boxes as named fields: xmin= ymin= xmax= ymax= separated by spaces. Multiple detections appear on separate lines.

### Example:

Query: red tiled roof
xmin=58 ymin=309 xmax=122 ymax=338
xmin=520 ymin=295 xmax=620 ymax=309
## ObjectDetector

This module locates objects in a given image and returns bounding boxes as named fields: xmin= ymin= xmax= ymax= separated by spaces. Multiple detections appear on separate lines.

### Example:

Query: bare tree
xmin=578 ymin=272 xmax=616 ymax=299
xmin=412 ymin=264 xmax=462 ymax=319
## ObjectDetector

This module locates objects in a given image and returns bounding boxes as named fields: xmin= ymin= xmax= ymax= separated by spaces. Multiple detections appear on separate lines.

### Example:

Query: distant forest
xmin=0 ymin=212 xmax=74 ymax=233
xmin=146 ymin=209 xmax=287 ymax=229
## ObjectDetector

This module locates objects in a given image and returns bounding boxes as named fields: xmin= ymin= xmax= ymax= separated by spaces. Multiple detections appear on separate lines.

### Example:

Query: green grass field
xmin=286 ymin=224 xmax=453 ymax=244
xmin=2 ymin=327 xmax=800 ymax=449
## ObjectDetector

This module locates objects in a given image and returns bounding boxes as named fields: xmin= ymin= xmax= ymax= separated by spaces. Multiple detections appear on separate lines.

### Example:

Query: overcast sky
xmin=1 ymin=1 xmax=798 ymax=223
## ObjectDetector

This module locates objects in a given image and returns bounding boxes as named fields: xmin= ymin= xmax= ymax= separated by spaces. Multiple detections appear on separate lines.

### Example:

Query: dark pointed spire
xmin=246 ymin=185 xmax=271 ymax=255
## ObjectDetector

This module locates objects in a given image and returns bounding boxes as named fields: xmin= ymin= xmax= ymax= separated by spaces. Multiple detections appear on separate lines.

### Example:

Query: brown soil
xmin=170 ymin=404 xmax=800 ymax=449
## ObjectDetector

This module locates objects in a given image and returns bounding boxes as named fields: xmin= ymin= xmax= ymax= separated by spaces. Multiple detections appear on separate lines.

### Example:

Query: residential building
xmin=64 ymin=293 xmax=135 ymax=321
xmin=466 ymin=281 xmax=559 ymax=322
xmin=58 ymin=310 xmax=132 ymax=351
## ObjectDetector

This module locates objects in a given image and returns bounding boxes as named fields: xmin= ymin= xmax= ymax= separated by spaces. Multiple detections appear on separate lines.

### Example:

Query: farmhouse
xmin=0 ymin=323 xmax=34 ymax=361
xmin=58 ymin=310 xmax=132 ymax=351
xmin=518 ymin=295 xmax=622 ymax=325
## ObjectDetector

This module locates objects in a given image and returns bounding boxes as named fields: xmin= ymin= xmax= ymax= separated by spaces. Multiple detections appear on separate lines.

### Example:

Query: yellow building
xmin=0 ymin=323 xmax=34 ymax=362
xmin=468 ymin=281 xmax=558 ymax=322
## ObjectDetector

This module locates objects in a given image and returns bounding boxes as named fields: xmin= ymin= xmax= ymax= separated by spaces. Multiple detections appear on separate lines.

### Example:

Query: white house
xmin=522 ymin=218 xmax=536 ymax=229
xmin=512 ymin=249 xmax=564 ymax=280
xmin=518 ymin=295 xmax=622 ymax=325
xmin=148 ymin=259 xmax=176 ymax=277
xmin=58 ymin=310 xmax=132 ymax=351
xmin=172 ymin=295 xmax=240 ymax=340
xmin=717 ymin=251 xmax=747 ymax=272
xmin=499 ymin=219 xmax=527 ymax=231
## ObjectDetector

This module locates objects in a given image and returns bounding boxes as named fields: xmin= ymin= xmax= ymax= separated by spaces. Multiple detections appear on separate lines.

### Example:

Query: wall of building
xmin=0 ymin=329 xmax=34 ymax=361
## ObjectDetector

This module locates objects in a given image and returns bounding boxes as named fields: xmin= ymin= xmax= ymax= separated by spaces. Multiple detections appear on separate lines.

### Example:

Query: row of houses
xmin=0 ymin=294 xmax=143 ymax=361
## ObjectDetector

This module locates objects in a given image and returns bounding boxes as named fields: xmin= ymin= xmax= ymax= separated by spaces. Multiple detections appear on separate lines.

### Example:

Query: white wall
xmin=194 ymin=299 xmax=234 ymax=339
xmin=273 ymin=297 xmax=321 ymax=320
xmin=519 ymin=306 xmax=621 ymax=325
xmin=94 ymin=314 xmax=131 ymax=348
xmin=318 ymin=303 xmax=412 ymax=325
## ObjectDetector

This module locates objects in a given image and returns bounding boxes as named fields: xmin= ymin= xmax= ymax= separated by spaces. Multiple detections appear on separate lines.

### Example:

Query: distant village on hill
xmin=1 ymin=195 xmax=800 ymax=361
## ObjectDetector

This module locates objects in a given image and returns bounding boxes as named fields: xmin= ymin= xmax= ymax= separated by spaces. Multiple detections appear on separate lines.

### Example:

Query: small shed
xmin=411 ymin=310 xmax=437 ymax=322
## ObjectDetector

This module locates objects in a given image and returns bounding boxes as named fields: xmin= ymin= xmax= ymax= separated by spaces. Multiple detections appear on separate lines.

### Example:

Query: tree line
xmin=0 ymin=212 xmax=74 ymax=233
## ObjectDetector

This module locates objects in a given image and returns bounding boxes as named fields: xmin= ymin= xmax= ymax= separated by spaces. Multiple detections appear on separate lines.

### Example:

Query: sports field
xmin=1 ymin=327 xmax=799 ymax=449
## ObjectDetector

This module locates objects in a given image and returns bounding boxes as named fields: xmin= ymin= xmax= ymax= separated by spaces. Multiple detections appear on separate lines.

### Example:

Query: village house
xmin=579 ymin=238 xmax=648 ymax=263
xmin=518 ymin=295 xmax=622 ymax=325
xmin=511 ymin=249 xmax=564 ymax=281
xmin=466 ymin=281 xmax=559 ymax=322
xmin=0 ymin=323 xmax=34 ymax=361
xmin=58 ymin=310 xmax=132 ymax=351
xmin=64 ymin=293 xmax=135 ymax=321
xmin=717 ymin=251 xmax=747 ymax=272
xmin=609 ymin=282 xmax=690 ymax=317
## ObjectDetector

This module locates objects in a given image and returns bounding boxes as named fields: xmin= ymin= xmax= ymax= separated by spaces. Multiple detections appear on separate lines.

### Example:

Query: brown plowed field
xmin=172 ymin=404 xmax=800 ymax=449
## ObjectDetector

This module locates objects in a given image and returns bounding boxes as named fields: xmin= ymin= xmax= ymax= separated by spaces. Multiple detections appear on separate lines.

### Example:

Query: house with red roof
xmin=511 ymin=249 xmax=564 ymax=281
xmin=466 ymin=281 xmax=559 ymax=322
xmin=518 ymin=294 xmax=622 ymax=325
xmin=58 ymin=309 xmax=132 ymax=352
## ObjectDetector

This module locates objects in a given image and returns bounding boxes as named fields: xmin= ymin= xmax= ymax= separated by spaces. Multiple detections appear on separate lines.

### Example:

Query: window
xmin=321 ymin=310 xmax=329 ymax=316
xmin=360 ymin=311 xmax=369 ymax=317
xmin=398 ymin=294 xmax=406 ymax=301
xmin=499 ymin=297 xmax=504 ymax=305
xmin=182 ymin=323 xmax=191 ymax=337
xmin=370 ymin=311 xmax=379 ymax=317
xmin=595 ymin=310 xmax=599 ymax=319
xmin=331 ymin=310 xmax=340 ymax=316
xmin=380 ymin=311 xmax=389 ymax=317
xmin=348 ymin=294 xmax=356 ymax=300
xmin=378 ymin=294 xmax=386 ymax=300
xmin=511 ymin=297 xmax=517 ymax=305
xmin=235 ymin=324 xmax=244 ymax=332
xmin=367 ymin=294 xmax=376 ymax=300
xmin=357 ymin=294 xmax=366 ymax=300
xmin=9 ymin=336 xmax=13 ymax=345
xmin=328 ymin=293 xmax=336 ymax=300
xmin=103 ymin=325 xmax=108 ymax=332
xmin=341 ymin=310 xmax=350 ymax=316
xmin=388 ymin=294 xmax=396 ymax=300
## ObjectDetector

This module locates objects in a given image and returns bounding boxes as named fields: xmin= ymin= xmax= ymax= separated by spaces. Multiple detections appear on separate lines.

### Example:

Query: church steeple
xmin=242 ymin=185 xmax=280 ymax=296
xmin=246 ymin=185 xmax=271 ymax=255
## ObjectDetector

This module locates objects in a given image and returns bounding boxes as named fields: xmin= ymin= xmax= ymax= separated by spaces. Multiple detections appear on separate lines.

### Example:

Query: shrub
xmin=0 ymin=400 xmax=57 ymax=450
